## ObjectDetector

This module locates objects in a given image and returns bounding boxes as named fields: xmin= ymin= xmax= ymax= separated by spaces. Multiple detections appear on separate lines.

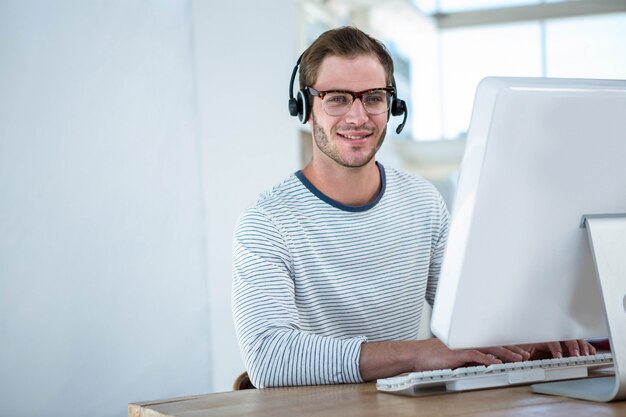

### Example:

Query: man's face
xmin=309 ymin=54 xmax=388 ymax=169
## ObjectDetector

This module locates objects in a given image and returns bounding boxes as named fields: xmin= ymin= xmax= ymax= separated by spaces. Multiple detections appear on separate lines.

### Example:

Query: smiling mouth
xmin=337 ymin=132 xmax=372 ymax=140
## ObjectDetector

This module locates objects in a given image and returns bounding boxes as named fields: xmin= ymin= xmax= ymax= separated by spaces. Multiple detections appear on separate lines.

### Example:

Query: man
xmin=232 ymin=26 xmax=594 ymax=388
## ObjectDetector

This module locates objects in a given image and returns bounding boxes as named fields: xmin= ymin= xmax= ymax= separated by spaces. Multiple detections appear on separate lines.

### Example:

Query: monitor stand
xmin=532 ymin=214 xmax=626 ymax=402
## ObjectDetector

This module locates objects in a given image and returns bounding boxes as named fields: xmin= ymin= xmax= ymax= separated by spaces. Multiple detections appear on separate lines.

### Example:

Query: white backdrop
xmin=192 ymin=0 xmax=299 ymax=394
xmin=0 ymin=1 xmax=298 ymax=416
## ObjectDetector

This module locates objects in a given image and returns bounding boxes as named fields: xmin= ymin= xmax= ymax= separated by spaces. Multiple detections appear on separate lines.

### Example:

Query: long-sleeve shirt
xmin=232 ymin=162 xmax=449 ymax=388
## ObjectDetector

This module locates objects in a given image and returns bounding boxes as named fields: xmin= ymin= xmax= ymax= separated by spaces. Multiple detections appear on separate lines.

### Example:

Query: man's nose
xmin=344 ymin=98 xmax=369 ymax=123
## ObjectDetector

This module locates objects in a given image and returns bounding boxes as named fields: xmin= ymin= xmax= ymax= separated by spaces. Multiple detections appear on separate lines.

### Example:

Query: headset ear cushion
xmin=391 ymin=98 xmax=406 ymax=117
xmin=297 ymin=89 xmax=310 ymax=123
xmin=288 ymin=98 xmax=299 ymax=117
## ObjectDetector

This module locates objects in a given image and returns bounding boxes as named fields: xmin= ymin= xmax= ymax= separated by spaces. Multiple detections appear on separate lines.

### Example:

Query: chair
xmin=233 ymin=371 xmax=255 ymax=390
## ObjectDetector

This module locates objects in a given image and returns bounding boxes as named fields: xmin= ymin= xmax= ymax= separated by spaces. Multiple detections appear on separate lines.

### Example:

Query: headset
xmin=288 ymin=54 xmax=408 ymax=134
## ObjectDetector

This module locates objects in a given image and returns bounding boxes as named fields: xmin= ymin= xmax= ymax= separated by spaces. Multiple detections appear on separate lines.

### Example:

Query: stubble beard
xmin=311 ymin=113 xmax=387 ymax=169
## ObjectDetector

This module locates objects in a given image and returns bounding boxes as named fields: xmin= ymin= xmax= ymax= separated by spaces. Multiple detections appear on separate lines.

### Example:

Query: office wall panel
xmin=0 ymin=2 xmax=212 ymax=416
xmin=191 ymin=0 xmax=299 ymax=392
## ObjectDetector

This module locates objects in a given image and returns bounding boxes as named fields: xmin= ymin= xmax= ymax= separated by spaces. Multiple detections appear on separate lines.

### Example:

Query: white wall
xmin=191 ymin=0 xmax=298 ymax=392
xmin=0 ymin=0 xmax=298 ymax=415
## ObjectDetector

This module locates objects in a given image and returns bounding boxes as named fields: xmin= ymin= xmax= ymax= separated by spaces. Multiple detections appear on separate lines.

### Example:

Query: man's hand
xmin=519 ymin=339 xmax=597 ymax=359
xmin=359 ymin=338 xmax=596 ymax=382
xmin=359 ymin=338 xmax=528 ymax=381
xmin=405 ymin=338 xmax=531 ymax=371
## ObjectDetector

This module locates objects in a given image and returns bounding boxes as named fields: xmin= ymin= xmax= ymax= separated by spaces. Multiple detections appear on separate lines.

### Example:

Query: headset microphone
xmin=394 ymin=101 xmax=408 ymax=134
xmin=396 ymin=112 xmax=407 ymax=134
xmin=390 ymin=77 xmax=408 ymax=135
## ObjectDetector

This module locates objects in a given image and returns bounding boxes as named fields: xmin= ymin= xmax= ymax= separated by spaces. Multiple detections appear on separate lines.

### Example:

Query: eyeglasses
xmin=307 ymin=86 xmax=394 ymax=117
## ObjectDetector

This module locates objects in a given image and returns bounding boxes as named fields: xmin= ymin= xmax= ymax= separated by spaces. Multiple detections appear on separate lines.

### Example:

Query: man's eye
xmin=326 ymin=95 xmax=349 ymax=104
xmin=364 ymin=94 xmax=385 ymax=104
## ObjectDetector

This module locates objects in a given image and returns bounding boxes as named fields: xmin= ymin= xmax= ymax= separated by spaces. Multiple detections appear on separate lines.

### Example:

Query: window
xmin=429 ymin=7 xmax=626 ymax=140
xmin=440 ymin=22 xmax=542 ymax=139
xmin=546 ymin=13 xmax=626 ymax=79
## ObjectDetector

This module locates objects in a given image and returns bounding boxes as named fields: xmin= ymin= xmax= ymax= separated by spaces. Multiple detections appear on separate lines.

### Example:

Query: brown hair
xmin=299 ymin=26 xmax=394 ymax=89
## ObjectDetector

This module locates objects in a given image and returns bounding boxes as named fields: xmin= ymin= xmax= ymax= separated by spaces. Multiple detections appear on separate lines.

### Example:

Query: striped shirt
xmin=232 ymin=162 xmax=449 ymax=388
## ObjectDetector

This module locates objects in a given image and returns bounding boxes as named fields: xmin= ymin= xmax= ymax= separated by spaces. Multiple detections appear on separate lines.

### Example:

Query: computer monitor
xmin=430 ymin=76 xmax=626 ymax=401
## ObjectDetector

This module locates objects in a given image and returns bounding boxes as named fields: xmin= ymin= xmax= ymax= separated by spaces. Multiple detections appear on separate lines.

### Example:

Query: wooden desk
xmin=129 ymin=383 xmax=626 ymax=417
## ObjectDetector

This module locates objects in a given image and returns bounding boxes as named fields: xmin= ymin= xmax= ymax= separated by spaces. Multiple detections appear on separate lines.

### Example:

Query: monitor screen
xmin=431 ymin=76 xmax=626 ymax=349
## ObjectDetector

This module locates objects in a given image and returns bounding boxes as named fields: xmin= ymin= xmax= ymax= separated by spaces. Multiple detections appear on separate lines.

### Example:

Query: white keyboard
xmin=376 ymin=353 xmax=613 ymax=396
